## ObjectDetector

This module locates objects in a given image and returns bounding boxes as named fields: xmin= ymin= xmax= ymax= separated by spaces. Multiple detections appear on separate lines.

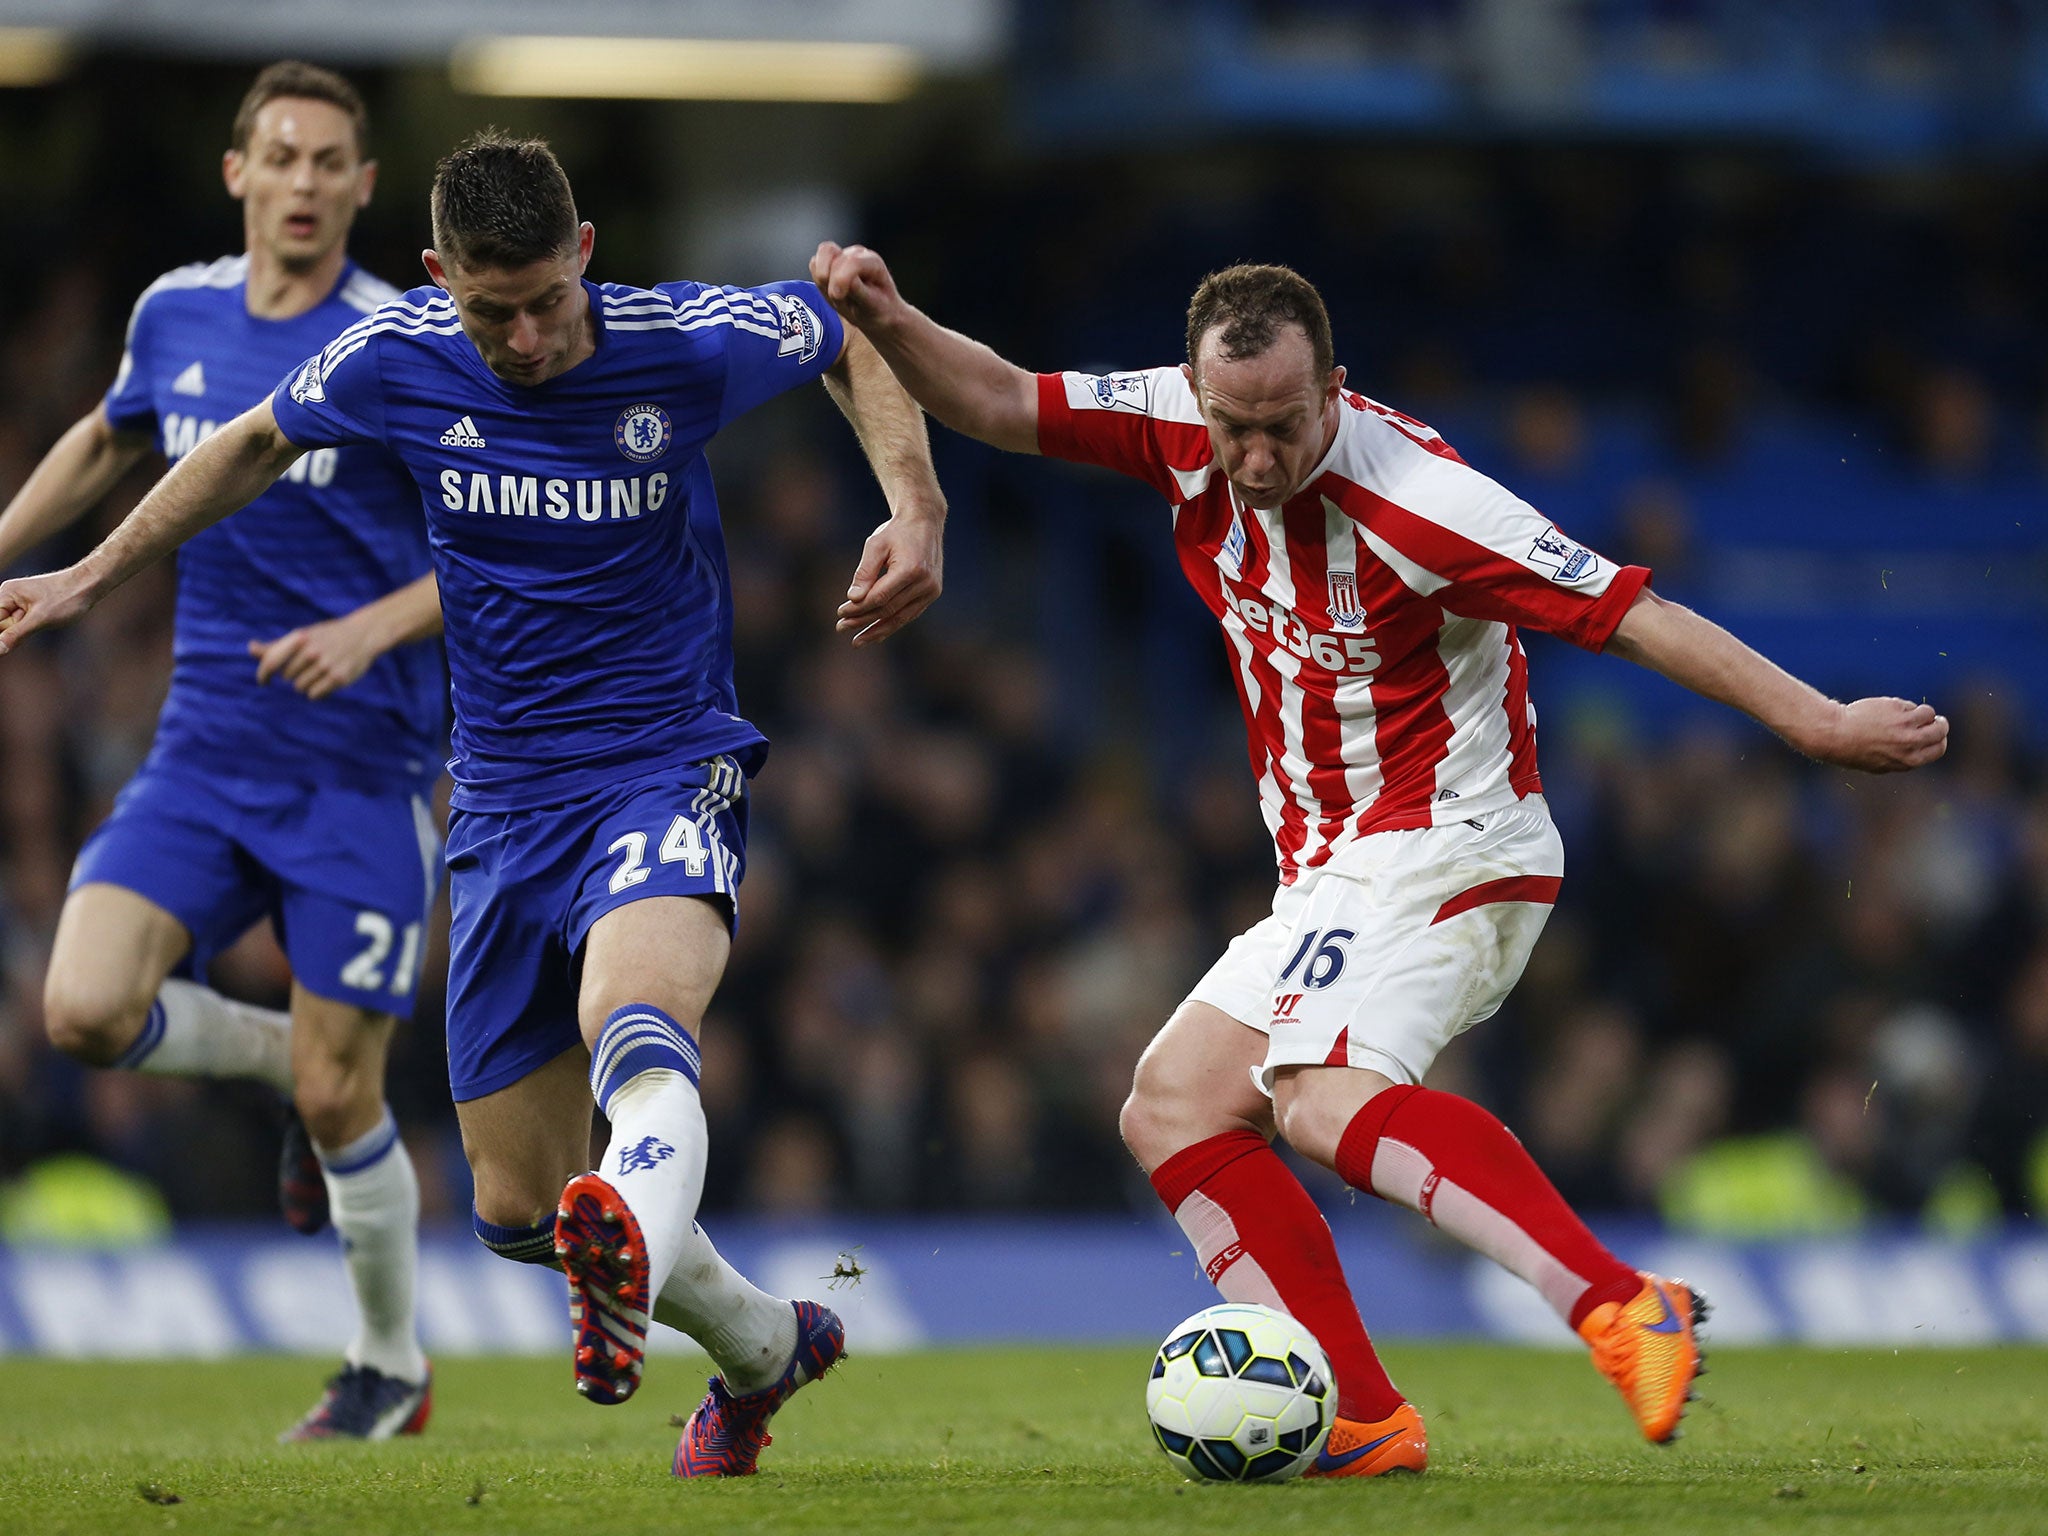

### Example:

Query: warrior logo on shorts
xmin=616 ymin=1135 xmax=675 ymax=1175
xmin=1326 ymin=570 xmax=1364 ymax=631
xmin=615 ymin=403 xmax=673 ymax=463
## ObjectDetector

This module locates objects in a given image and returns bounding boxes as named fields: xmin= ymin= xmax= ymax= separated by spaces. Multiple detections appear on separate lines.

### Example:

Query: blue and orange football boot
xmin=280 ymin=1361 xmax=431 ymax=1441
xmin=1577 ymin=1272 xmax=1709 ymax=1444
xmin=1303 ymin=1401 xmax=1428 ymax=1478
xmin=672 ymin=1300 xmax=846 ymax=1477
xmin=554 ymin=1172 xmax=653 ymax=1405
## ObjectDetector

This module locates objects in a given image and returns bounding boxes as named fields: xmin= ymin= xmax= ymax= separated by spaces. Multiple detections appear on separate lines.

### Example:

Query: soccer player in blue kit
xmin=0 ymin=63 xmax=442 ymax=1440
xmin=0 ymin=131 xmax=948 ymax=1477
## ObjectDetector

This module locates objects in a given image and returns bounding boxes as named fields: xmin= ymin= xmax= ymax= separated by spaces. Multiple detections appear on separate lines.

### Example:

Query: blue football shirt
xmin=268 ymin=278 xmax=845 ymax=812
xmin=104 ymin=254 xmax=443 ymax=793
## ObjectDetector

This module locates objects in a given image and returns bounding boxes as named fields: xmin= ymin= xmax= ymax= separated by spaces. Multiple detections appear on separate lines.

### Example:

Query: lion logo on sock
xmin=616 ymin=1136 xmax=675 ymax=1176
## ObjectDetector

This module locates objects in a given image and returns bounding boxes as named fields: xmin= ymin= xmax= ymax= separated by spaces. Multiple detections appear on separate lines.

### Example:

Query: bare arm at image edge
xmin=0 ymin=398 xmax=302 ymax=654
xmin=0 ymin=403 xmax=155 ymax=569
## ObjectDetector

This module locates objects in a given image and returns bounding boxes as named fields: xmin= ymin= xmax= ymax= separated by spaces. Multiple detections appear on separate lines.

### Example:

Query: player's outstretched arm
xmin=0 ymin=398 xmax=303 ymax=657
xmin=811 ymin=241 xmax=1040 ymax=457
xmin=823 ymin=326 xmax=947 ymax=647
xmin=0 ymin=403 xmax=153 ymax=569
xmin=1605 ymin=587 xmax=1948 ymax=772
xmin=249 ymin=571 xmax=443 ymax=700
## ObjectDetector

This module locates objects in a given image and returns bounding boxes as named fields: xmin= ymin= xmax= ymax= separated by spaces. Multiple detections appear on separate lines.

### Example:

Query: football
xmin=1145 ymin=1303 xmax=1334 ymax=1482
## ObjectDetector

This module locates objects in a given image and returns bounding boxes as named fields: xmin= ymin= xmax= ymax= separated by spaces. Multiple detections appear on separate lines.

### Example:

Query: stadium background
xmin=0 ymin=1 xmax=2042 ymax=1351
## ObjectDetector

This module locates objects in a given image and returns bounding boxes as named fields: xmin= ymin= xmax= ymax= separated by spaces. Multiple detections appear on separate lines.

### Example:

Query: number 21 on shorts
xmin=341 ymin=912 xmax=422 ymax=997
xmin=607 ymin=814 xmax=712 ymax=894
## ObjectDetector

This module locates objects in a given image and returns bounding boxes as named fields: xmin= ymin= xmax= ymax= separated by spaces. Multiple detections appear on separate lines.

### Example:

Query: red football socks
xmin=1150 ymin=1129 xmax=1405 ymax=1422
xmin=1334 ymin=1084 xmax=1639 ymax=1330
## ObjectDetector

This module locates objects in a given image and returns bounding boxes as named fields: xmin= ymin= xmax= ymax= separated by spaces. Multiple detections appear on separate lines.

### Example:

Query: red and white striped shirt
xmin=1037 ymin=367 xmax=1650 ymax=885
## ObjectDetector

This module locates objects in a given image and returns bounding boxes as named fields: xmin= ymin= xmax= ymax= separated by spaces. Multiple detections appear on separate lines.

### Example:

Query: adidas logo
xmin=439 ymin=414 xmax=487 ymax=448
xmin=172 ymin=361 xmax=206 ymax=396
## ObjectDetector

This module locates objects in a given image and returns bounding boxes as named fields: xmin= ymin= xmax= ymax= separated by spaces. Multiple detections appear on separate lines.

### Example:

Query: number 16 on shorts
xmin=1277 ymin=927 xmax=1354 ymax=993
xmin=1270 ymin=925 xmax=1353 ymax=1026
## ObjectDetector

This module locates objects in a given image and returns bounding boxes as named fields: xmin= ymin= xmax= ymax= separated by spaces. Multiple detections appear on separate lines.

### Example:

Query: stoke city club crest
xmin=1327 ymin=570 xmax=1365 ymax=630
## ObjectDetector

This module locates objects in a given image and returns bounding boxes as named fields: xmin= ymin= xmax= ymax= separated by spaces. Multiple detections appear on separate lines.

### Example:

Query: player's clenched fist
xmin=1809 ymin=696 xmax=1949 ymax=773
xmin=0 ymin=567 xmax=96 ymax=656
xmin=810 ymin=242 xmax=905 ymax=332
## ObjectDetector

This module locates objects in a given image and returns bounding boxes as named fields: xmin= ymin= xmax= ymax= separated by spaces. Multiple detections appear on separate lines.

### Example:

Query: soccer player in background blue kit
xmin=0 ymin=131 xmax=949 ymax=1477
xmin=0 ymin=63 xmax=442 ymax=1441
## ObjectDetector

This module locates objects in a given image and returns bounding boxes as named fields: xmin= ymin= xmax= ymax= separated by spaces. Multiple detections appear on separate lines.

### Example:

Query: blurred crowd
xmin=0 ymin=121 xmax=2043 ymax=1238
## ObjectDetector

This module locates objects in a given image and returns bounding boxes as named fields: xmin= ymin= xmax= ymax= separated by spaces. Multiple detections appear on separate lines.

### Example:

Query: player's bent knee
xmin=465 ymin=1143 xmax=585 ymax=1233
xmin=1119 ymin=1071 xmax=1228 ymax=1171
xmin=292 ymin=1076 xmax=373 ymax=1150
xmin=1271 ymin=1065 xmax=1396 ymax=1166
xmin=290 ymin=1004 xmax=396 ymax=1145
xmin=1269 ymin=1077 xmax=1313 ymax=1155
xmin=1117 ymin=1088 xmax=1165 ymax=1165
xmin=1118 ymin=1061 xmax=1184 ymax=1165
xmin=41 ymin=974 xmax=152 ymax=1066
xmin=469 ymin=1171 xmax=563 ymax=1234
xmin=473 ymin=1197 xmax=557 ymax=1236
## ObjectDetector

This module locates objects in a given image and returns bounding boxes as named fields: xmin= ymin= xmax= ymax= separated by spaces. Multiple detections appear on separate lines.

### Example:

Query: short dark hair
xmin=1185 ymin=264 xmax=1335 ymax=381
xmin=231 ymin=61 xmax=369 ymax=159
xmin=431 ymin=130 xmax=579 ymax=272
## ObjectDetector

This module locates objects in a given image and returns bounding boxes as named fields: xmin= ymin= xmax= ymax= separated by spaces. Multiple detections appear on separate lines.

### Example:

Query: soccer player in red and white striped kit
xmin=810 ymin=247 xmax=1949 ymax=1472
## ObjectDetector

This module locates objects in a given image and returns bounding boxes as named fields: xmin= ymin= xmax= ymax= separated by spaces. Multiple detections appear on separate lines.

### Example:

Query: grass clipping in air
xmin=0 ymin=1344 xmax=2042 ymax=1534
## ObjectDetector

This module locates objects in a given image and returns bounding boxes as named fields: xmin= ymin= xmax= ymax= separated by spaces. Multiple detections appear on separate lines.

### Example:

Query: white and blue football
xmin=1145 ymin=1302 xmax=1334 ymax=1482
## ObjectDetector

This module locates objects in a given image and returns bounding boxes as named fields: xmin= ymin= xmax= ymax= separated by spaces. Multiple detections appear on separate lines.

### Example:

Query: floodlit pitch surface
xmin=1 ymin=1344 xmax=2041 ymax=1534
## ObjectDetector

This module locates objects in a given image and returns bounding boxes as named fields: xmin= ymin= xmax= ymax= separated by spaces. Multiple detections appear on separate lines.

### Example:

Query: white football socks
xmin=589 ymin=1005 xmax=713 ymax=1298
xmin=596 ymin=1066 xmax=709 ymax=1293
xmin=117 ymin=977 xmax=294 ymax=1096
xmin=655 ymin=1223 xmax=798 ymax=1394
xmin=318 ymin=1108 xmax=426 ymax=1385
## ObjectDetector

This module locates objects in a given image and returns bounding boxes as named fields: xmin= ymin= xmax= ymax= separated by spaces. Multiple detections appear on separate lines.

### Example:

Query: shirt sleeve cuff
xmin=1034 ymin=372 xmax=1071 ymax=458
xmin=1572 ymin=563 xmax=1653 ymax=652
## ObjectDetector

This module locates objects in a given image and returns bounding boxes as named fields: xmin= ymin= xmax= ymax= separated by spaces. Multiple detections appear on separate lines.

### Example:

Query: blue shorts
xmin=70 ymin=757 xmax=443 ymax=1018
xmin=442 ymin=755 xmax=748 ymax=1103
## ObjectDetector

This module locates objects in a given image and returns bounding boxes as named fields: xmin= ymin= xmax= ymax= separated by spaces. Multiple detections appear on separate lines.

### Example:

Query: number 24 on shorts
xmin=606 ymin=815 xmax=712 ymax=894
xmin=1278 ymin=928 xmax=1354 ymax=990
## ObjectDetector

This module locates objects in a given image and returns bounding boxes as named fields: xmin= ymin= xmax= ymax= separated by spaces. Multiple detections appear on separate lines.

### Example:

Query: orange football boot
xmin=1577 ymin=1272 xmax=1709 ymax=1444
xmin=1303 ymin=1401 xmax=1428 ymax=1478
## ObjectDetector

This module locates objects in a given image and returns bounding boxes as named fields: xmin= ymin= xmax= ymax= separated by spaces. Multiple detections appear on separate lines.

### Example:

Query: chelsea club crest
xmin=614 ymin=402 xmax=673 ymax=463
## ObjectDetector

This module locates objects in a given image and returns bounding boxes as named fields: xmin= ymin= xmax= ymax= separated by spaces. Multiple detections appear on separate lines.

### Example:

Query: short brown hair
xmin=1185 ymin=264 xmax=1335 ymax=380
xmin=430 ymin=130 xmax=579 ymax=272
xmin=230 ymin=61 xmax=369 ymax=158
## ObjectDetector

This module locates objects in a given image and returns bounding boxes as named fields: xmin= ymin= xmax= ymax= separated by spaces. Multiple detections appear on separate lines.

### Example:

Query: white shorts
xmin=1184 ymin=798 xmax=1565 ymax=1094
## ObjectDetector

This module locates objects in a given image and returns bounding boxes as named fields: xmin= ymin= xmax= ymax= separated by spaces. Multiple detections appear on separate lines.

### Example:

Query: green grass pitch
xmin=1 ymin=1344 xmax=2042 ymax=1535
